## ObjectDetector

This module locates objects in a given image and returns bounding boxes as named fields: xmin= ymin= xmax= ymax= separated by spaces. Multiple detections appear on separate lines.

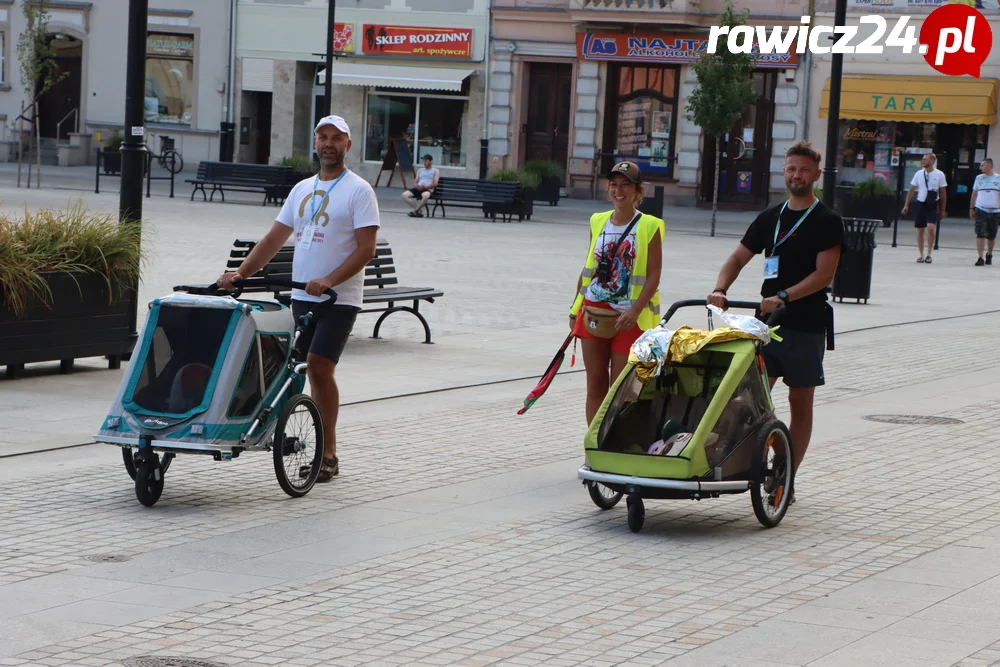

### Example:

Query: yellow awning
xmin=819 ymin=75 xmax=999 ymax=125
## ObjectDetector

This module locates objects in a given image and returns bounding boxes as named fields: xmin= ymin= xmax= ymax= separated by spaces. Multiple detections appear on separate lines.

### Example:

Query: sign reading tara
xmin=361 ymin=25 xmax=473 ymax=59
xmin=576 ymin=32 xmax=799 ymax=69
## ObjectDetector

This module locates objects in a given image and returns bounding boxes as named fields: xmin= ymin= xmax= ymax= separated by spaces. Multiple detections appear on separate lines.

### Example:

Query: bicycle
xmin=154 ymin=134 xmax=184 ymax=175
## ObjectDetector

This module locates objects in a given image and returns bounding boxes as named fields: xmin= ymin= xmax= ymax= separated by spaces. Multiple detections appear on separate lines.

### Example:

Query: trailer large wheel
xmin=751 ymin=421 xmax=794 ymax=528
xmin=587 ymin=481 xmax=624 ymax=510
xmin=273 ymin=393 xmax=324 ymax=498
xmin=135 ymin=457 xmax=164 ymax=507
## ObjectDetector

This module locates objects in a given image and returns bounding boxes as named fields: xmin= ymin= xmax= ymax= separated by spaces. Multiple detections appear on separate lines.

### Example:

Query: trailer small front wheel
xmin=751 ymin=420 xmax=794 ymax=528
xmin=135 ymin=458 xmax=164 ymax=507
xmin=587 ymin=481 xmax=623 ymax=510
xmin=273 ymin=393 xmax=324 ymax=498
xmin=626 ymin=495 xmax=645 ymax=533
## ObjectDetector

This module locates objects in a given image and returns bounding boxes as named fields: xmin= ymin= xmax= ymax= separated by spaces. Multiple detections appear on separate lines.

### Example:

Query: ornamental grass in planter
xmin=486 ymin=168 xmax=540 ymax=221
xmin=524 ymin=160 xmax=563 ymax=206
xmin=0 ymin=203 xmax=146 ymax=377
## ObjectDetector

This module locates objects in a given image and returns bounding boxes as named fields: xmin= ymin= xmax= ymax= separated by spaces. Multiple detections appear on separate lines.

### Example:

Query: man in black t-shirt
xmin=707 ymin=141 xmax=844 ymax=492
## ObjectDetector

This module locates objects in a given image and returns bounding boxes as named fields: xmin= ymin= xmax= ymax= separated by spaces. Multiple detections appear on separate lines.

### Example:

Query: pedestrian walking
xmin=706 ymin=141 xmax=843 ymax=500
xmin=401 ymin=154 xmax=439 ymax=218
xmin=902 ymin=152 xmax=947 ymax=264
xmin=569 ymin=161 xmax=664 ymax=425
xmin=971 ymin=158 xmax=1000 ymax=266
xmin=219 ymin=115 xmax=380 ymax=482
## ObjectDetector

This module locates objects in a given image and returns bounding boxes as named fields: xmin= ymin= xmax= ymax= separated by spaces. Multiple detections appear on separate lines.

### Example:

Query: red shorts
xmin=572 ymin=300 xmax=643 ymax=355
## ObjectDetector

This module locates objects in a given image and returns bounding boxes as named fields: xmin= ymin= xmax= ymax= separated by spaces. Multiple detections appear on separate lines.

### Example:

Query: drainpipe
xmin=799 ymin=0 xmax=814 ymax=142
xmin=479 ymin=1 xmax=491 ymax=179
xmin=227 ymin=0 xmax=237 ymax=124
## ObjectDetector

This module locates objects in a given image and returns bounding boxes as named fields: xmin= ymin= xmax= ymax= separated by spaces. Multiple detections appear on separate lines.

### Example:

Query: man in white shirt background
xmin=971 ymin=158 xmax=1000 ymax=267
xmin=401 ymin=154 xmax=440 ymax=218
xmin=902 ymin=152 xmax=947 ymax=264
xmin=219 ymin=115 xmax=380 ymax=482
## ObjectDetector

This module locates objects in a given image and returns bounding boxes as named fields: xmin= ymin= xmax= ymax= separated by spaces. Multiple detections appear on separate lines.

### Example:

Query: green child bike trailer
xmin=93 ymin=277 xmax=332 ymax=507
xmin=578 ymin=299 xmax=794 ymax=533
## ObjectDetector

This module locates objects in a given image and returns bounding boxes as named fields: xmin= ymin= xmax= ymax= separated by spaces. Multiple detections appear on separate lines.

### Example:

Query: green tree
xmin=685 ymin=0 xmax=757 ymax=236
xmin=16 ymin=0 xmax=67 ymax=188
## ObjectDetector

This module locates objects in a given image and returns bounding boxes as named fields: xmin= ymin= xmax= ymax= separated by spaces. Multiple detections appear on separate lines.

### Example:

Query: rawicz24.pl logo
xmin=708 ymin=3 xmax=993 ymax=77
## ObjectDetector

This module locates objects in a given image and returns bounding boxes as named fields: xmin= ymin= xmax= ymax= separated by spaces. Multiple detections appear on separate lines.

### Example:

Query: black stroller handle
xmin=173 ymin=277 xmax=338 ymax=302
xmin=661 ymin=299 xmax=786 ymax=326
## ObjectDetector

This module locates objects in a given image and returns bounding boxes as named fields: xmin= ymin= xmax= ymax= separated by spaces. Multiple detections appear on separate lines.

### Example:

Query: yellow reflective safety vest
xmin=570 ymin=210 xmax=665 ymax=331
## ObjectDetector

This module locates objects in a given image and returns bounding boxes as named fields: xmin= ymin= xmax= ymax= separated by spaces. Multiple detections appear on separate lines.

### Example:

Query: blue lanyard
xmin=772 ymin=199 xmax=818 ymax=255
xmin=309 ymin=171 xmax=347 ymax=223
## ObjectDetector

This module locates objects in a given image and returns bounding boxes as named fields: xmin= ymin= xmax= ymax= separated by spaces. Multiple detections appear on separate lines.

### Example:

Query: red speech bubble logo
xmin=920 ymin=4 xmax=992 ymax=78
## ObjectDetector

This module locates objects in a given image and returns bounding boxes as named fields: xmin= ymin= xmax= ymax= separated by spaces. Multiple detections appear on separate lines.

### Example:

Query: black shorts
xmin=761 ymin=327 xmax=826 ymax=388
xmin=291 ymin=299 xmax=359 ymax=364
xmin=407 ymin=187 xmax=429 ymax=198
xmin=974 ymin=210 xmax=1000 ymax=241
xmin=914 ymin=200 xmax=939 ymax=229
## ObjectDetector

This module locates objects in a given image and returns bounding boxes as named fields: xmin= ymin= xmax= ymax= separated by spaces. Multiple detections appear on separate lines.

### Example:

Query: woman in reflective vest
xmin=570 ymin=161 xmax=665 ymax=424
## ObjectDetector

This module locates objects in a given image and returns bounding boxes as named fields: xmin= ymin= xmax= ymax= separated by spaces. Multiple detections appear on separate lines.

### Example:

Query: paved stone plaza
xmin=2 ymin=172 xmax=1000 ymax=666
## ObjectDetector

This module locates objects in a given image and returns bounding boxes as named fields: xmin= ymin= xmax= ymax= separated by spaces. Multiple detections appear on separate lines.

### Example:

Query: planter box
xmin=0 ymin=272 xmax=137 ymax=378
xmin=101 ymin=149 xmax=121 ymax=174
xmin=532 ymin=175 xmax=562 ymax=206
xmin=836 ymin=189 xmax=897 ymax=228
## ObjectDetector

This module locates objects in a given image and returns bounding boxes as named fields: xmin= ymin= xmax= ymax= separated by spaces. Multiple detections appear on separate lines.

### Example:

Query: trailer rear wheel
xmin=751 ymin=421 xmax=794 ymax=528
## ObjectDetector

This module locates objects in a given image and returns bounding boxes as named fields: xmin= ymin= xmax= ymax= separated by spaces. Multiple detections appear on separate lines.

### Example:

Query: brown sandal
xmin=300 ymin=456 xmax=338 ymax=481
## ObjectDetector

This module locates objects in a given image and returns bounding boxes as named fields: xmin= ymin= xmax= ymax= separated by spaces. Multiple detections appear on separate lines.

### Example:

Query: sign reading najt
xmin=361 ymin=25 xmax=473 ymax=59
xmin=577 ymin=32 xmax=800 ymax=69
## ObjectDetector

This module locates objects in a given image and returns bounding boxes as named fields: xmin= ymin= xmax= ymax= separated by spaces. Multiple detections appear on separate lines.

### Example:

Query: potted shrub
xmin=271 ymin=154 xmax=317 ymax=202
xmin=102 ymin=132 xmax=124 ymax=174
xmin=842 ymin=177 xmax=896 ymax=227
xmin=0 ymin=203 xmax=144 ymax=378
xmin=523 ymin=160 xmax=563 ymax=206
xmin=486 ymin=168 xmax=540 ymax=221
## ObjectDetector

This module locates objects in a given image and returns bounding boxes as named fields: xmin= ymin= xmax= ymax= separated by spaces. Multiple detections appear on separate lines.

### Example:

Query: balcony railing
xmin=574 ymin=0 xmax=673 ymax=9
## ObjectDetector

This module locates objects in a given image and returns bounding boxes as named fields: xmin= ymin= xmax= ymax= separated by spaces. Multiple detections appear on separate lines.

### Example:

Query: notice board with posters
xmin=374 ymin=138 xmax=415 ymax=187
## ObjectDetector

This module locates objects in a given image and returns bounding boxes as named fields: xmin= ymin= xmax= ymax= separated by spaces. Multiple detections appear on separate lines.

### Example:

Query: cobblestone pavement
xmin=4 ymin=311 xmax=1000 ymax=665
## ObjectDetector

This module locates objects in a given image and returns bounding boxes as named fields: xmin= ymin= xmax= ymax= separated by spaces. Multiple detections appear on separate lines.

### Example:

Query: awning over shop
xmin=316 ymin=64 xmax=474 ymax=92
xmin=819 ymin=75 xmax=999 ymax=125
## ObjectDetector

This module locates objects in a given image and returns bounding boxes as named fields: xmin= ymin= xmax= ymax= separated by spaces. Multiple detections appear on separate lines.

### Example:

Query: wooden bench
xmin=227 ymin=238 xmax=444 ymax=344
xmin=186 ymin=161 xmax=296 ymax=206
xmin=428 ymin=177 xmax=523 ymax=222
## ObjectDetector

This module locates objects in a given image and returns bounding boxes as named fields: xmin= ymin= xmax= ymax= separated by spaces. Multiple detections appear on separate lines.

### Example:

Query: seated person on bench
xmin=401 ymin=154 xmax=439 ymax=218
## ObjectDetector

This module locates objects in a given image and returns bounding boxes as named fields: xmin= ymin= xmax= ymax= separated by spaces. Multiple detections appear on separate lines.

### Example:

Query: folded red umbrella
xmin=518 ymin=333 xmax=576 ymax=415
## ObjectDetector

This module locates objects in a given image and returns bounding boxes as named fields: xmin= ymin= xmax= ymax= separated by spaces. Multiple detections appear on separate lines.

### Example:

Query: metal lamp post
xmin=324 ymin=0 xmax=336 ymax=116
xmin=120 ymin=0 xmax=149 ymax=339
xmin=821 ymin=0 xmax=848 ymax=210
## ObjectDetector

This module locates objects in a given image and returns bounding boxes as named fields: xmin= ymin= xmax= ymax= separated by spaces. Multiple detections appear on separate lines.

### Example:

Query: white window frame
xmin=362 ymin=89 xmax=470 ymax=170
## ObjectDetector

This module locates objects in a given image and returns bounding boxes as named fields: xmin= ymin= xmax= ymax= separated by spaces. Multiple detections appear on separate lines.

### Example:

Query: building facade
xmin=808 ymin=0 xmax=999 ymax=218
xmin=489 ymin=0 xmax=807 ymax=207
xmin=234 ymin=0 xmax=490 ymax=183
xmin=0 ymin=0 xmax=235 ymax=168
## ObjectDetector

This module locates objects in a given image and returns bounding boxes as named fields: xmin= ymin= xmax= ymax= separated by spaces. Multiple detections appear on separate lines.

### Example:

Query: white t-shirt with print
xmin=276 ymin=170 xmax=380 ymax=307
xmin=584 ymin=217 xmax=639 ymax=313
xmin=909 ymin=168 xmax=947 ymax=203
xmin=973 ymin=173 xmax=1000 ymax=212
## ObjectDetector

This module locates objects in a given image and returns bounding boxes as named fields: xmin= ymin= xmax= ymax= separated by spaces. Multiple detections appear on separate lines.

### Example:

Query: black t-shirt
xmin=740 ymin=200 xmax=844 ymax=332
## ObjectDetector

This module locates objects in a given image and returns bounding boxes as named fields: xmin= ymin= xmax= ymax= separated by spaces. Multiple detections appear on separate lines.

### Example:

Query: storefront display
xmin=364 ymin=89 xmax=468 ymax=168
xmin=603 ymin=65 xmax=679 ymax=178
xmin=145 ymin=32 xmax=195 ymax=126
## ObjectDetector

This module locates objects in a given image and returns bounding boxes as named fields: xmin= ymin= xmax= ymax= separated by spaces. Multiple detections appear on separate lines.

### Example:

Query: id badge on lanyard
xmin=765 ymin=199 xmax=818 ymax=280
xmin=298 ymin=225 xmax=316 ymax=250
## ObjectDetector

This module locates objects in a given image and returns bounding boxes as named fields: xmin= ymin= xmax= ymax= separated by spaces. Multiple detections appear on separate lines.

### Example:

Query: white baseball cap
xmin=314 ymin=115 xmax=351 ymax=139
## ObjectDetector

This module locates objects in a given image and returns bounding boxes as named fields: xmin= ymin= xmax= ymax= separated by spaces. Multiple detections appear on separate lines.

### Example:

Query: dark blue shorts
xmin=914 ymin=200 xmax=939 ymax=228
xmin=291 ymin=299 xmax=359 ymax=364
xmin=761 ymin=327 xmax=826 ymax=388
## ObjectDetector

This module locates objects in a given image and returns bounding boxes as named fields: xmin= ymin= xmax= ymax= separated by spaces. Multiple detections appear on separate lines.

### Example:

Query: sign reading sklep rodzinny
xmin=708 ymin=3 xmax=993 ymax=77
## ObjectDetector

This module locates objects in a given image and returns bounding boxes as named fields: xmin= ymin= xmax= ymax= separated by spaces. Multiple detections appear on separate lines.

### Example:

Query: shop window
xmin=603 ymin=65 xmax=679 ymax=179
xmin=365 ymin=88 xmax=469 ymax=168
xmin=145 ymin=32 xmax=195 ymax=126
xmin=0 ymin=33 xmax=6 ymax=85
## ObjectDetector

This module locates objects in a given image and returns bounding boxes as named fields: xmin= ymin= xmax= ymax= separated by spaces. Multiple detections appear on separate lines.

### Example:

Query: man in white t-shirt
xmin=971 ymin=158 xmax=1000 ymax=266
xmin=902 ymin=152 xmax=947 ymax=264
xmin=401 ymin=154 xmax=439 ymax=218
xmin=218 ymin=115 xmax=380 ymax=482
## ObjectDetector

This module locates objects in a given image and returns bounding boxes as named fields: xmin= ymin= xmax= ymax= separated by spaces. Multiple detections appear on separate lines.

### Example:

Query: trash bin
xmin=831 ymin=217 xmax=880 ymax=304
